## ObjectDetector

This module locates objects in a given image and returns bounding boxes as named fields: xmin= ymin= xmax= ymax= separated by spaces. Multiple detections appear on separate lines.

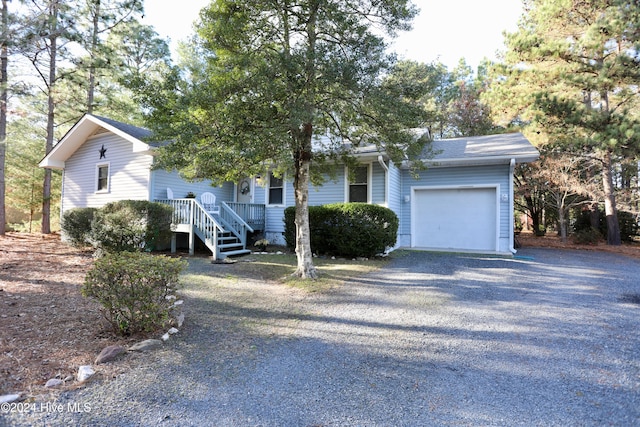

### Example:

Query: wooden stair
xmin=217 ymin=231 xmax=252 ymax=258
xmin=161 ymin=198 xmax=255 ymax=260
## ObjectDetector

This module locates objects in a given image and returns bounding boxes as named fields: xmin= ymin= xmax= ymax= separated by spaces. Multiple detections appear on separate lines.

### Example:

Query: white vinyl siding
xmin=62 ymin=133 xmax=152 ymax=212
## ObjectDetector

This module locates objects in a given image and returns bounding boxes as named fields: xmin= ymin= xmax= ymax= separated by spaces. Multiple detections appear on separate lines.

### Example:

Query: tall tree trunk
xmin=598 ymin=87 xmax=620 ymax=245
xmin=558 ymin=201 xmax=568 ymax=243
xmin=42 ymin=0 xmax=59 ymax=235
xmin=86 ymin=0 xmax=100 ymax=113
xmin=291 ymin=0 xmax=318 ymax=279
xmin=602 ymin=149 xmax=621 ymax=245
xmin=0 ymin=0 xmax=8 ymax=235
xmin=293 ymin=126 xmax=317 ymax=279
xmin=524 ymin=194 xmax=541 ymax=234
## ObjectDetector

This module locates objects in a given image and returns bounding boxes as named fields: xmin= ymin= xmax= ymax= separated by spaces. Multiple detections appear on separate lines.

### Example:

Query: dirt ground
xmin=0 ymin=233 xmax=145 ymax=397
xmin=1 ymin=231 xmax=639 ymax=397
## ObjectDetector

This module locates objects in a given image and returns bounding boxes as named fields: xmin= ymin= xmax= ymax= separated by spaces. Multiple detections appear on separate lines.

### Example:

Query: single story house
xmin=40 ymin=114 xmax=539 ymax=258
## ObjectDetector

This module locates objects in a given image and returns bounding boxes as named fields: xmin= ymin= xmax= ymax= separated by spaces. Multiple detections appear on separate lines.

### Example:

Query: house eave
xmin=404 ymin=153 xmax=539 ymax=169
xmin=38 ymin=114 xmax=153 ymax=169
xmin=38 ymin=158 xmax=65 ymax=170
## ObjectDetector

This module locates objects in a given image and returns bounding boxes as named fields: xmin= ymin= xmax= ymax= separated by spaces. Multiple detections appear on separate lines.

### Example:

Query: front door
xmin=236 ymin=177 xmax=252 ymax=203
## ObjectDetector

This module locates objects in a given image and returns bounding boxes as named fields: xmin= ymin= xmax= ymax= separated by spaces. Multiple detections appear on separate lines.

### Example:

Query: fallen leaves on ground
xmin=1 ymin=231 xmax=638 ymax=396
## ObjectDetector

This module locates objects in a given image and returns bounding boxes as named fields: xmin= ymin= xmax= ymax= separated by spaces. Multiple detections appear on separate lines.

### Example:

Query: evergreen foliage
xmin=61 ymin=207 xmax=97 ymax=247
xmin=89 ymin=200 xmax=173 ymax=254
xmin=284 ymin=203 xmax=398 ymax=258
xmin=83 ymin=252 xmax=187 ymax=335
xmin=141 ymin=0 xmax=426 ymax=278
xmin=485 ymin=0 xmax=640 ymax=246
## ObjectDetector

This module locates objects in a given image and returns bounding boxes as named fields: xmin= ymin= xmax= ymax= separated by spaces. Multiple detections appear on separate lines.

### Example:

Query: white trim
xmin=410 ymin=184 xmax=500 ymax=252
xmin=95 ymin=162 xmax=110 ymax=193
xmin=39 ymin=114 xmax=153 ymax=170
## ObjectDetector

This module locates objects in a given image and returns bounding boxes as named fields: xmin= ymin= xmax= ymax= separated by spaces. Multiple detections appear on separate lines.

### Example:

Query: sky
xmin=142 ymin=0 xmax=524 ymax=71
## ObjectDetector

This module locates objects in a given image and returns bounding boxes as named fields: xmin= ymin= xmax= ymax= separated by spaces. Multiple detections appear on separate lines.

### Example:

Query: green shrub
xmin=618 ymin=211 xmax=639 ymax=242
xmin=285 ymin=203 xmax=398 ymax=258
xmin=61 ymin=207 xmax=97 ymax=247
xmin=90 ymin=200 xmax=173 ymax=253
xmin=574 ymin=208 xmax=638 ymax=242
xmin=572 ymin=227 xmax=602 ymax=245
xmin=82 ymin=252 xmax=188 ymax=335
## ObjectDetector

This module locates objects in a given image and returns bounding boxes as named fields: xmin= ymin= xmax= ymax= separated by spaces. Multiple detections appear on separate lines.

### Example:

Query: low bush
xmin=618 ymin=211 xmax=639 ymax=242
xmin=572 ymin=227 xmax=602 ymax=245
xmin=285 ymin=203 xmax=398 ymax=258
xmin=90 ymin=200 xmax=173 ymax=253
xmin=574 ymin=208 xmax=638 ymax=242
xmin=61 ymin=207 xmax=97 ymax=247
xmin=82 ymin=252 xmax=188 ymax=335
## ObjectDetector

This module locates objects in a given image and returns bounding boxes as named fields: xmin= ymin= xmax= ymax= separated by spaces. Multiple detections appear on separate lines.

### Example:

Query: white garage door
xmin=413 ymin=187 xmax=497 ymax=251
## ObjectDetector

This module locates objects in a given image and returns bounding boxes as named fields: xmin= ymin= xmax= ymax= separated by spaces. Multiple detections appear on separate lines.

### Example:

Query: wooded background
xmin=1 ymin=0 xmax=638 ymax=247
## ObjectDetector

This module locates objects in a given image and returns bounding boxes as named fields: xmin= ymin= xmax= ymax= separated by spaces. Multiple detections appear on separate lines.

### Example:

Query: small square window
xmin=96 ymin=164 xmax=109 ymax=192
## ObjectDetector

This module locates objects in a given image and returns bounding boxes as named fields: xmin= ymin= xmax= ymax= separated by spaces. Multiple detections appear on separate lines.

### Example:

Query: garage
xmin=412 ymin=186 xmax=498 ymax=252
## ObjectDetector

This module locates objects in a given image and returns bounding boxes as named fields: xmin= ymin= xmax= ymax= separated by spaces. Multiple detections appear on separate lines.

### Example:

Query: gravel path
xmin=4 ymin=249 xmax=640 ymax=426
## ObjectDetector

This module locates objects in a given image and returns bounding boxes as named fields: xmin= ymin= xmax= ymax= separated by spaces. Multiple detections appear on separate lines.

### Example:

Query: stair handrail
xmin=221 ymin=202 xmax=254 ymax=233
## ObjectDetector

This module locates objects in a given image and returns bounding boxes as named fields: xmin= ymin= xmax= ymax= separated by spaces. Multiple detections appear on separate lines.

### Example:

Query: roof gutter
xmin=403 ymin=153 xmax=539 ymax=169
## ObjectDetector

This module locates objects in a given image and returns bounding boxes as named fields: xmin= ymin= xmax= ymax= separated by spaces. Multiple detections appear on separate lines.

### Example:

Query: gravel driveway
xmin=4 ymin=248 xmax=640 ymax=426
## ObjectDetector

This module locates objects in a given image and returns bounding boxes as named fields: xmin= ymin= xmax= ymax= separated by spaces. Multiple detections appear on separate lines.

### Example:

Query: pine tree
xmin=488 ymin=0 xmax=640 ymax=245
xmin=142 ymin=0 xmax=428 ymax=278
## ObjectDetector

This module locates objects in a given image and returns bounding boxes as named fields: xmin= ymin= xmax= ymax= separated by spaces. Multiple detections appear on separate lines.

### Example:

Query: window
xmin=268 ymin=172 xmax=283 ymax=205
xmin=349 ymin=165 xmax=369 ymax=202
xmin=96 ymin=163 xmax=109 ymax=192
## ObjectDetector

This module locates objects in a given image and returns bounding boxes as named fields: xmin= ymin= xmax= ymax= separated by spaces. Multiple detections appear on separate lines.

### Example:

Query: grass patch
xmin=243 ymin=253 xmax=389 ymax=292
xmin=179 ymin=253 xmax=394 ymax=296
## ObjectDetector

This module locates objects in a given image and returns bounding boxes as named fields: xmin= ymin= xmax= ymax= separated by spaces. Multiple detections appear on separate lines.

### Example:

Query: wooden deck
xmin=156 ymin=199 xmax=266 ymax=259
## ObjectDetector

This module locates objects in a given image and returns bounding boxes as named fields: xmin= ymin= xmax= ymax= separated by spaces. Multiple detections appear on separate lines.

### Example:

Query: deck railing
xmin=219 ymin=202 xmax=254 ymax=245
xmin=156 ymin=198 xmax=265 ymax=259
xmin=224 ymin=202 xmax=266 ymax=230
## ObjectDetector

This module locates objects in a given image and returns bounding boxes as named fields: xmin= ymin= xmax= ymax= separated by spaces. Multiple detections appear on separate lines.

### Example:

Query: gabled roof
xmin=39 ymin=114 xmax=158 ymax=170
xmin=423 ymin=132 xmax=539 ymax=167
xmin=343 ymin=131 xmax=538 ymax=166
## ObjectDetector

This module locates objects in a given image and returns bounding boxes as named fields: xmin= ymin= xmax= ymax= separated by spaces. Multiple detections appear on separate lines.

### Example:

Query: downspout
xmin=60 ymin=168 xmax=65 ymax=229
xmin=509 ymin=158 xmax=517 ymax=254
xmin=378 ymin=155 xmax=397 ymax=253
xmin=378 ymin=155 xmax=389 ymax=207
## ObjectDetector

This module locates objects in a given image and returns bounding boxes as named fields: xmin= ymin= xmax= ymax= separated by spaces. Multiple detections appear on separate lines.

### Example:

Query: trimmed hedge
xmin=61 ymin=207 xmax=97 ymax=247
xmin=61 ymin=200 xmax=173 ymax=253
xmin=285 ymin=203 xmax=398 ymax=258
xmin=83 ymin=252 xmax=187 ymax=335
